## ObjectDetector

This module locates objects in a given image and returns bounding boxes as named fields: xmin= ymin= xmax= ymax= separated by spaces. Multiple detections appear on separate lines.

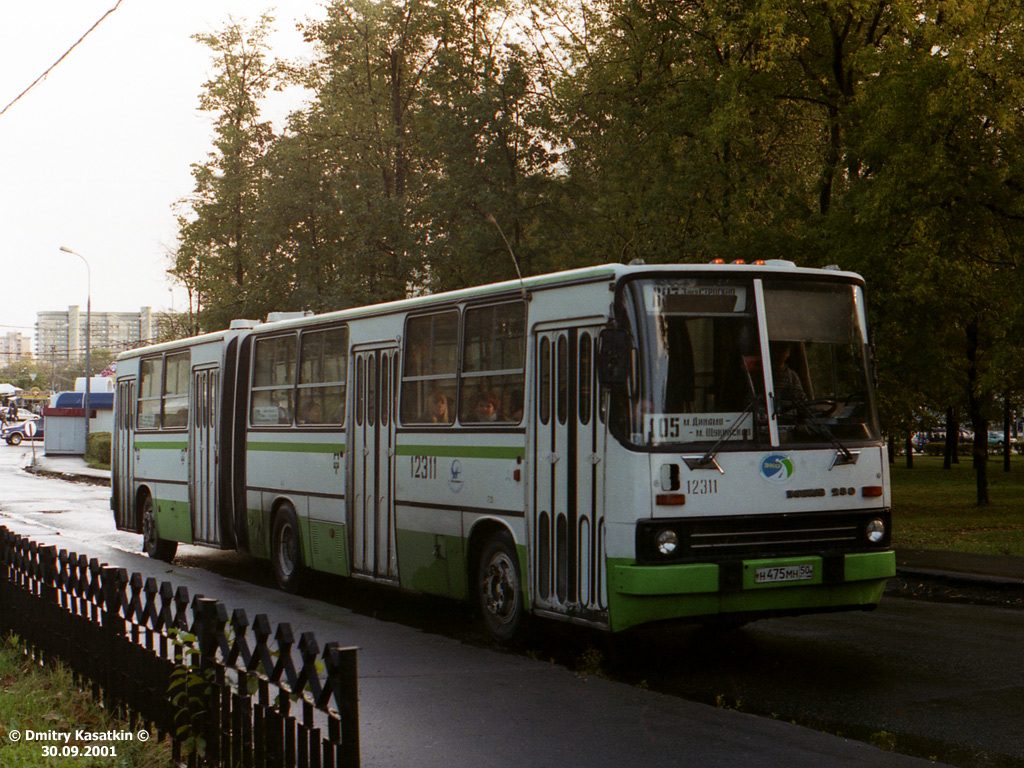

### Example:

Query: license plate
xmin=754 ymin=564 xmax=815 ymax=584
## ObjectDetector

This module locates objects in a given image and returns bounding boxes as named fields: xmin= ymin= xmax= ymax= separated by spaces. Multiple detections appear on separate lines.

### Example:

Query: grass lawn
xmin=890 ymin=454 xmax=1024 ymax=556
xmin=0 ymin=636 xmax=172 ymax=768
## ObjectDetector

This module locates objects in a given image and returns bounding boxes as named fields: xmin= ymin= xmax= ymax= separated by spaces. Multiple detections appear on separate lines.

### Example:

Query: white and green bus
xmin=112 ymin=261 xmax=894 ymax=639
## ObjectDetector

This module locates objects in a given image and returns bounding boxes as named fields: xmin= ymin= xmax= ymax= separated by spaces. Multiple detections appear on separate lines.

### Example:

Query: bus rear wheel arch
xmin=271 ymin=502 xmax=306 ymax=594
xmin=140 ymin=492 xmax=178 ymax=562
xmin=474 ymin=527 xmax=525 ymax=643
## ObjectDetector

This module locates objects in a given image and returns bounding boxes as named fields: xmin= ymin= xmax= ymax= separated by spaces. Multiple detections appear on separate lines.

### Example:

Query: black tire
xmin=477 ymin=530 xmax=525 ymax=643
xmin=272 ymin=504 xmax=306 ymax=593
xmin=8 ymin=433 xmax=22 ymax=446
xmin=141 ymin=495 xmax=178 ymax=562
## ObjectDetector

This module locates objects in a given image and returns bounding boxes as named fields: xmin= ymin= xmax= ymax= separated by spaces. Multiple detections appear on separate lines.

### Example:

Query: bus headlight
xmin=866 ymin=518 xmax=886 ymax=544
xmin=655 ymin=529 xmax=679 ymax=556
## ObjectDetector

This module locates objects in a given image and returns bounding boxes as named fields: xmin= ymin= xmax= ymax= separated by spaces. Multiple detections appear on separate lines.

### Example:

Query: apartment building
xmin=35 ymin=306 xmax=154 ymax=362
xmin=0 ymin=331 xmax=32 ymax=363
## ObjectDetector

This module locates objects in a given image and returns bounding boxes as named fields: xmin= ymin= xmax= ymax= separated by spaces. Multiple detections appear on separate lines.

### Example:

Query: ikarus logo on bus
xmin=760 ymin=453 xmax=794 ymax=483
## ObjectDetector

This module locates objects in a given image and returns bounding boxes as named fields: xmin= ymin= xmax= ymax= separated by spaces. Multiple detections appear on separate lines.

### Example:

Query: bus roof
xmin=120 ymin=260 xmax=865 ymax=357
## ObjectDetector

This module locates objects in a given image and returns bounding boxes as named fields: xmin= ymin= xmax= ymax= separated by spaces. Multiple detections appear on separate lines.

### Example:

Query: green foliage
xmin=171 ymin=0 xmax=1024 ymax=502
xmin=167 ymin=629 xmax=214 ymax=761
xmin=84 ymin=432 xmax=111 ymax=469
xmin=0 ymin=634 xmax=172 ymax=767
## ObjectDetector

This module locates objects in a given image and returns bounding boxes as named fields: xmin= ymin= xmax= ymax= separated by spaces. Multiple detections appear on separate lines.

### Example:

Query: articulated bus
xmin=112 ymin=261 xmax=894 ymax=640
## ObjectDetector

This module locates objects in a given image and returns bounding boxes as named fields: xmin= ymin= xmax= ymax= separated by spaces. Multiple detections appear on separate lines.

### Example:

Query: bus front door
xmin=533 ymin=326 xmax=607 ymax=623
xmin=190 ymin=367 xmax=221 ymax=546
xmin=113 ymin=378 xmax=136 ymax=531
xmin=350 ymin=346 xmax=399 ymax=582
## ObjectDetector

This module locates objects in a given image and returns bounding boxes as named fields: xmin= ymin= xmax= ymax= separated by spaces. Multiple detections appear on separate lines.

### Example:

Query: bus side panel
xmin=394 ymin=433 xmax=526 ymax=600
xmin=245 ymin=434 xmax=349 ymax=574
xmin=133 ymin=441 xmax=192 ymax=544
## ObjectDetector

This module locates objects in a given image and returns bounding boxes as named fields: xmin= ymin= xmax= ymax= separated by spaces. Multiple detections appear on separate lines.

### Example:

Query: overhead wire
xmin=0 ymin=0 xmax=125 ymax=118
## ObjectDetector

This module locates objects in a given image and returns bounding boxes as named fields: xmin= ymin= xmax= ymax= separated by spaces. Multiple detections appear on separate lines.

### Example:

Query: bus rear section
xmin=596 ymin=267 xmax=894 ymax=631
xmin=112 ymin=331 xmax=245 ymax=561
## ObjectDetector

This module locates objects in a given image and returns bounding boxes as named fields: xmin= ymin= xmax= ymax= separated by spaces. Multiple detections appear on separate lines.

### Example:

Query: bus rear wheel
xmin=272 ymin=504 xmax=306 ymax=593
xmin=477 ymin=531 xmax=524 ymax=643
xmin=141 ymin=495 xmax=177 ymax=562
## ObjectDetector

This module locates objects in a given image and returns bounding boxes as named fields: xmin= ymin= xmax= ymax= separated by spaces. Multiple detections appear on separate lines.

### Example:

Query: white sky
xmin=0 ymin=0 xmax=325 ymax=349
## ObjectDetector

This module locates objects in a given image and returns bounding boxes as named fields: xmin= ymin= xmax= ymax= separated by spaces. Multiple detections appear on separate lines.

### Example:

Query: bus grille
xmin=635 ymin=510 xmax=890 ymax=564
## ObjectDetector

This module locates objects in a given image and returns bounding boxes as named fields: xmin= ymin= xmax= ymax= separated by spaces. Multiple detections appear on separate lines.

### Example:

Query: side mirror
xmin=597 ymin=329 xmax=631 ymax=386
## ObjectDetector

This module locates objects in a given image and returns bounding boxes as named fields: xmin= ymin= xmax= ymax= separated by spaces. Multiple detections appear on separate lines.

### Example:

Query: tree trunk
xmin=905 ymin=434 xmax=914 ymax=468
xmin=966 ymin=319 xmax=989 ymax=505
xmin=943 ymin=407 xmax=958 ymax=469
xmin=1003 ymin=394 xmax=1011 ymax=473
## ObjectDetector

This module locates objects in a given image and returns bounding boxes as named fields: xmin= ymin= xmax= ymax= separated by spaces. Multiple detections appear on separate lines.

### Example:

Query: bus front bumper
xmin=607 ymin=550 xmax=895 ymax=632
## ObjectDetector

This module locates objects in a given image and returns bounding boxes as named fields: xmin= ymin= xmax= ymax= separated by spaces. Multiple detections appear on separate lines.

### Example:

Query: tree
xmin=172 ymin=14 xmax=282 ymax=331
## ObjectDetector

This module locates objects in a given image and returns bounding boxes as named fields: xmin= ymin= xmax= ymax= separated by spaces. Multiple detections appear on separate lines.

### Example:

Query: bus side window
xmin=137 ymin=356 xmax=163 ymax=429
xmin=460 ymin=302 xmax=526 ymax=424
xmin=251 ymin=334 xmax=297 ymax=426
xmin=401 ymin=311 xmax=459 ymax=425
xmin=297 ymin=326 xmax=348 ymax=425
xmin=162 ymin=351 xmax=190 ymax=428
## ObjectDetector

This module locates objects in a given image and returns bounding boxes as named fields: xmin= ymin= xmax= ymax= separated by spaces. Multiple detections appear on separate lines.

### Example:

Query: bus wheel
xmin=272 ymin=504 xmax=305 ymax=593
xmin=141 ymin=495 xmax=177 ymax=562
xmin=477 ymin=531 xmax=524 ymax=643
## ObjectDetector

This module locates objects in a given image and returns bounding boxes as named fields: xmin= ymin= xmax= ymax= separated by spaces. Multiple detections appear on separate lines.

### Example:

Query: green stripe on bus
xmin=248 ymin=441 xmax=346 ymax=453
xmin=395 ymin=444 xmax=523 ymax=460
xmin=135 ymin=441 xmax=188 ymax=450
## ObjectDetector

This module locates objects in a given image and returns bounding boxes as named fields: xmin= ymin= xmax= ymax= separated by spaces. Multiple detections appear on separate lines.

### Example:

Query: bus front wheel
xmin=477 ymin=531 xmax=524 ymax=643
xmin=141 ymin=495 xmax=177 ymax=562
xmin=272 ymin=504 xmax=306 ymax=593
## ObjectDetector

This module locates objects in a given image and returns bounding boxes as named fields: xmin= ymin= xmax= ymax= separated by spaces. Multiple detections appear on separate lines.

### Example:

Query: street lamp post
xmin=59 ymin=246 xmax=91 ymax=452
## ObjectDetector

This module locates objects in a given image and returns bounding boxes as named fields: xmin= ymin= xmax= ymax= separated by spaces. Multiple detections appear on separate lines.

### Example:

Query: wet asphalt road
xmin=1 ymin=445 xmax=1021 ymax=767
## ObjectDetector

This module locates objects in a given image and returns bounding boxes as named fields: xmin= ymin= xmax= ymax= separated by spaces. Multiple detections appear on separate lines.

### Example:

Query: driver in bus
xmin=770 ymin=341 xmax=806 ymax=403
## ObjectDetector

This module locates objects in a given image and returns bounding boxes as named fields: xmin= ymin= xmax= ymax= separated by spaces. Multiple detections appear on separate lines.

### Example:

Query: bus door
xmin=113 ymin=378 xmax=136 ymax=531
xmin=190 ymin=366 xmax=221 ymax=546
xmin=532 ymin=326 xmax=606 ymax=619
xmin=349 ymin=345 xmax=399 ymax=582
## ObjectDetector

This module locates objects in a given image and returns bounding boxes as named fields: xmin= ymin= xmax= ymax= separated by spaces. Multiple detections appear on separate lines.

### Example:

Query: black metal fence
xmin=0 ymin=526 xmax=359 ymax=767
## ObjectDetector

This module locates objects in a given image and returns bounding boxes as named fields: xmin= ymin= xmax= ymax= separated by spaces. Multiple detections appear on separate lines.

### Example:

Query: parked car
xmin=2 ymin=417 xmax=43 ymax=445
xmin=2 ymin=407 xmax=36 ymax=424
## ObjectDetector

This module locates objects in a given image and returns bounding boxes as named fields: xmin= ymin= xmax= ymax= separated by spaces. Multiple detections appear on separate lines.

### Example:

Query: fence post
xmin=100 ymin=566 xmax=128 ymax=714
xmin=191 ymin=596 xmax=220 ymax=766
xmin=323 ymin=643 xmax=360 ymax=768
xmin=39 ymin=545 xmax=59 ymax=605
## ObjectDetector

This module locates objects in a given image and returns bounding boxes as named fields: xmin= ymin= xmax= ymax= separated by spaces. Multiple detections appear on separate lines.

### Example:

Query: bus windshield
xmin=616 ymin=276 xmax=879 ymax=448
xmin=763 ymin=279 xmax=880 ymax=445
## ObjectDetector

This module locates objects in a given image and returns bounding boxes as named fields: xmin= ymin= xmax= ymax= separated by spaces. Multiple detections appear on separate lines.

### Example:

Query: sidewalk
xmin=23 ymin=452 xmax=113 ymax=484
xmin=896 ymin=548 xmax=1024 ymax=585
xmin=21 ymin=454 xmax=1024 ymax=587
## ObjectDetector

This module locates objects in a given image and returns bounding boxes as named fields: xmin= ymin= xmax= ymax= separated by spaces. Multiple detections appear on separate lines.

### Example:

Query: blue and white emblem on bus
xmin=448 ymin=459 xmax=464 ymax=493
xmin=760 ymin=453 xmax=794 ymax=483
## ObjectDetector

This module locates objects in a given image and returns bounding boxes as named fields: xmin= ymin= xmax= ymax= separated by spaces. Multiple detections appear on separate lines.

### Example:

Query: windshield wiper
xmin=782 ymin=397 xmax=856 ymax=465
xmin=686 ymin=395 xmax=762 ymax=471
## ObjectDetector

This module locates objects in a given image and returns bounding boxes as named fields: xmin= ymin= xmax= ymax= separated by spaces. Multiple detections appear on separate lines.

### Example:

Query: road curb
xmin=23 ymin=466 xmax=111 ymax=487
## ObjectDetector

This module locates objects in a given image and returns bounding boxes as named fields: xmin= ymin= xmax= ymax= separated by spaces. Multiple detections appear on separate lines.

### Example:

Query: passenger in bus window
xmin=298 ymin=397 xmax=322 ymax=424
xmin=424 ymin=391 xmax=452 ymax=424
xmin=471 ymin=394 xmax=499 ymax=423
xmin=505 ymin=389 xmax=524 ymax=422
